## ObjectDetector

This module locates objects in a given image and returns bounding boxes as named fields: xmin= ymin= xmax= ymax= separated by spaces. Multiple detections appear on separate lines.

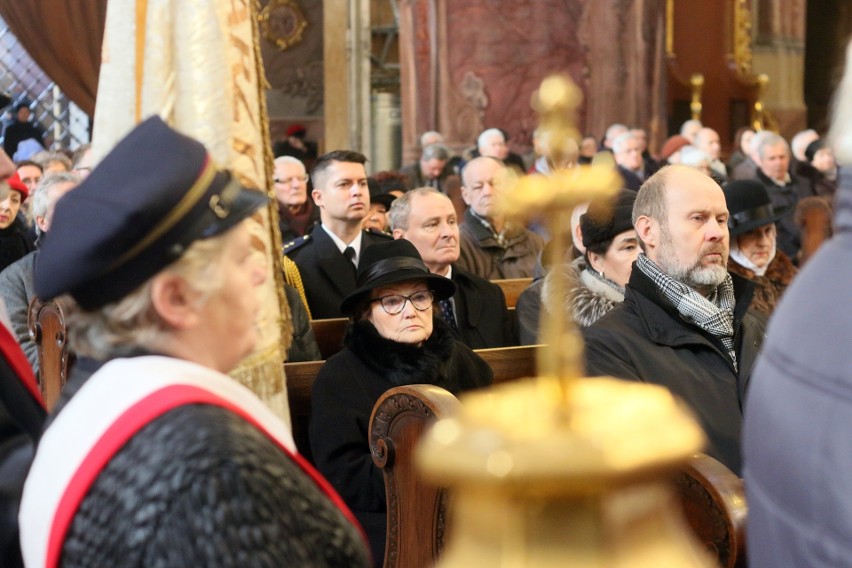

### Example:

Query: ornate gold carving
xmin=732 ymin=0 xmax=754 ymax=77
xmin=666 ymin=0 xmax=674 ymax=57
xmin=259 ymin=0 xmax=308 ymax=51
xmin=690 ymin=72 xmax=704 ymax=121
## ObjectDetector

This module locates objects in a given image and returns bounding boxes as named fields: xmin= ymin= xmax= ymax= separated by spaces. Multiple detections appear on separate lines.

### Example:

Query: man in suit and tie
xmin=389 ymin=188 xmax=517 ymax=348
xmin=285 ymin=150 xmax=390 ymax=318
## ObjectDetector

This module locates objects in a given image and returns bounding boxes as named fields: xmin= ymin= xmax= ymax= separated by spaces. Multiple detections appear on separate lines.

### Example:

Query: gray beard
xmin=657 ymin=226 xmax=728 ymax=292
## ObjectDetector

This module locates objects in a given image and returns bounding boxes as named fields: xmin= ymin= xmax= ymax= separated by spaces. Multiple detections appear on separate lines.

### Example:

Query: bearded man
xmin=582 ymin=165 xmax=766 ymax=475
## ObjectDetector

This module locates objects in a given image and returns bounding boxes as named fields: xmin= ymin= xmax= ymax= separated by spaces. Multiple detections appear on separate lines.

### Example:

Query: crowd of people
xmin=0 ymin=41 xmax=848 ymax=567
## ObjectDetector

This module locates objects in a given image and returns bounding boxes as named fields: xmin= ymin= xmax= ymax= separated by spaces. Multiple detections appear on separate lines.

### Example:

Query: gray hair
xmin=419 ymin=130 xmax=444 ymax=147
xmin=755 ymin=131 xmax=789 ymax=160
xmin=680 ymin=119 xmax=703 ymax=137
xmin=420 ymin=143 xmax=450 ymax=162
xmin=66 ymin=228 xmax=234 ymax=360
xmin=605 ymin=123 xmax=628 ymax=144
xmin=612 ymin=131 xmax=638 ymax=154
xmin=679 ymin=146 xmax=711 ymax=168
xmin=31 ymin=172 xmax=81 ymax=235
xmin=388 ymin=187 xmax=446 ymax=231
xmin=477 ymin=128 xmax=504 ymax=150
xmin=274 ymin=155 xmax=306 ymax=172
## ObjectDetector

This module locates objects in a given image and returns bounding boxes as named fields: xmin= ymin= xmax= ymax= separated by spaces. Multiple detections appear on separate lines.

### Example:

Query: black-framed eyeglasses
xmin=370 ymin=290 xmax=434 ymax=315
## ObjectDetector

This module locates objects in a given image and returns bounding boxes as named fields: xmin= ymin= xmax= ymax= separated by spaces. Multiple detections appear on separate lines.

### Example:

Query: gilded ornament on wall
xmin=259 ymin=0 xmax=308 ymax=51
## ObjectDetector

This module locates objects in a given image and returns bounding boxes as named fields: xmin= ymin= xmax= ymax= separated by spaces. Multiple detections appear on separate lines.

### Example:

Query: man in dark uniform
xmin=285 ymin=150 xmax=390 ymax=319
xmin=389 ymin=188 xmax=517 ymax=348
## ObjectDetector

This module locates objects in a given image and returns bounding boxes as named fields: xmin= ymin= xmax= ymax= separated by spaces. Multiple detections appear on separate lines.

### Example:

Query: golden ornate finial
xmin=497 ymin=74 xmax=620 ymax=403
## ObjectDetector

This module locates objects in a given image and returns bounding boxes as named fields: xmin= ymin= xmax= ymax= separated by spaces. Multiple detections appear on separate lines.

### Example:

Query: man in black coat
xmin=285 ymin=150 xmax=390 ymax=319
xmin=389 ymin=188 xmax=517 ymax=348
xmin=583 ymin=165 xmax=765 ymax=475
xmin=751 ymin=131 xmax=814 ymax=260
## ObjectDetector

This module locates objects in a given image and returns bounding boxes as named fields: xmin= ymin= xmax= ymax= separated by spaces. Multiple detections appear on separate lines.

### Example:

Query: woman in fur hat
xmin=310 ymin=239 xmax=492 ymax=566
xmin=723 ymin=179 xmax=798 ymax=317
xmin=542 ymin=189 xmax=640 ymax=328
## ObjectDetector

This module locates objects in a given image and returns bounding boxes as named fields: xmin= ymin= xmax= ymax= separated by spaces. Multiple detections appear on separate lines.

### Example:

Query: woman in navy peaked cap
xmin=19 ymin=117 xmax=370 ymax=568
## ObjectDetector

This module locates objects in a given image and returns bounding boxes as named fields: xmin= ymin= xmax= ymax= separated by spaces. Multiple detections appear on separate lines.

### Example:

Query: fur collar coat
xmin=727 ymin=250 xmax=797 ymax=317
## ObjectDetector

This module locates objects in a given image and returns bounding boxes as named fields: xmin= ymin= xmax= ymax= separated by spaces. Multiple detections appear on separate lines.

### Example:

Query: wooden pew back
xmin=284 ymin=344 xmax=542 ymax=458
xmin=492 ymin=277 xmax=532 ymax=309
xmin=311 ymin=317 xmax=348 ymax=360
xmin=27 ymin=297 xmax=73 ymax=411
xmin=369 ymin=385 xmax=460 ymax=568
xmin=368 ymin=384 xmax=748 ymax=568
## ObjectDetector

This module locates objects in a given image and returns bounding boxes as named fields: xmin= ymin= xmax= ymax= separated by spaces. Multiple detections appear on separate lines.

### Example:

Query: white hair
xmin=612 ymin=132 xmax=637 ymax=154
xmin=31 ymin=172 xmax=81 ymax=236
xmin=274 ymin=155 xmax=306 ymax=172
xmin=477 ymin=128 xmax=504 ymax=150
xmin=679 ymin=146 xmax=711 ymax=168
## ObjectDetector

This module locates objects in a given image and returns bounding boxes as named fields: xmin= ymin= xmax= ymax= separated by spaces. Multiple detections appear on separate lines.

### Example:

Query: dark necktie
xmin=343 ymin=246 xmax=357 ymax=277
xmin=439 ymin=298 xmax=458 ymax=332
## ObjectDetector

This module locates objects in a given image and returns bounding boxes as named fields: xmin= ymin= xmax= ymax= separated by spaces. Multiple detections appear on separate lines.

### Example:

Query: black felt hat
xmin=34 ymin=116 xmax=269 ymax=309
xmin=339 ymin=239 xmax=456 ymax=315
xmin=723 ymin=179 xmax=790 ymax=236
xmin=580 ymin=189 xmax=637 ymax=249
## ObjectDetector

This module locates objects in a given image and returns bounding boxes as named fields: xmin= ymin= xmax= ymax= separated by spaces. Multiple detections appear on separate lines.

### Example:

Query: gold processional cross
xmin=416 ymin=75 xmax=717 ymax=568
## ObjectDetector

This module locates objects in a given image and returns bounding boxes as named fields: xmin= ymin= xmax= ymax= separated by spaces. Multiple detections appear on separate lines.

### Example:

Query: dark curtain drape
xmin=0 ymin=0 xmax=108 ymax=116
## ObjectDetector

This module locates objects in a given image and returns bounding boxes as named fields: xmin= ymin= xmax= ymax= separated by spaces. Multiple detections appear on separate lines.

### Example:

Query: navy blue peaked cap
xmin=34 ymin=116 xmax=268 ymax=309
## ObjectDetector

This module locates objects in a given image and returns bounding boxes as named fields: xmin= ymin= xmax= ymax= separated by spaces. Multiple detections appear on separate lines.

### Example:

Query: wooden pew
xmin=284 ymin=344 xmax=542 ymax=458
xmin=310 ymin=317 xmax=348 ymax=360
xmin=369 ymin=384 xmax=748 ymax=568
xmin=492 ymin=277 xmax=532 ymax=309
xmin=673 ymin=453 xmax=747 ymax=568
xmin=27 ymin=296 xmax=73 ymax=411
xmin=369 ymin=385 xmax=460 ymax=568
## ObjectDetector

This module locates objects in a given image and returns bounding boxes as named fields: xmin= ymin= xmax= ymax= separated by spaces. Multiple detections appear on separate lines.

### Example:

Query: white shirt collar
xmin=321 ymin=224 xmax=364 ymax=266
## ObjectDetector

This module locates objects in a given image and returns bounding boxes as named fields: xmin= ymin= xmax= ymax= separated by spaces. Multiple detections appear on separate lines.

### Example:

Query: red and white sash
xmin=19 ymin=356 xmax=355 ymax=568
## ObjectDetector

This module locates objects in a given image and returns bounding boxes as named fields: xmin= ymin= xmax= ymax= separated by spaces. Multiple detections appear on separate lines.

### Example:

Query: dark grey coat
xmin=744 ymin=170 xmax=852 ymax=567
xmin=583 ymin=266 xmax=765 ymax=475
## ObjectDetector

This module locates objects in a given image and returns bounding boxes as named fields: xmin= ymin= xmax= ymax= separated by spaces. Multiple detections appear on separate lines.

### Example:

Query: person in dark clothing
xmin=2 ymin=103 xmax=45 ymax=160
xmin=751 ymin=131 xmax=814 ymax=260
xmin=273 ymin=123 xmax=318 ymax=169
xmin=583 ymin=165 xmax=766 ymax=475
xmin=273 ymin=155 xmax=320 ymax=243
xmin=723 ymin=179 xmax=798 ymax=318
xmin=18 ymin=117 xmax=370 ymax=568
xmin=0 ymin=173 xmax=34 ymax=273
xmin=389 ymin=187 xmax=517 ymax=348
xmin=284 ymin=150 xmax=392 ymax=319
xmin=310 ymin=239 xmax=493 ymax=566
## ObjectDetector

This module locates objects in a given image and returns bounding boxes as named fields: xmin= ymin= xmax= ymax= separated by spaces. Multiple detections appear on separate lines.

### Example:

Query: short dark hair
xmin=311 ymin=150 xmax=368 ymax=190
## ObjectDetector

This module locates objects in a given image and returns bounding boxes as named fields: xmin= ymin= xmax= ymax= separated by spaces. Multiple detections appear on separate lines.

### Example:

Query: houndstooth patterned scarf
xmin=636 ymin=254 xmax=738 ymax=369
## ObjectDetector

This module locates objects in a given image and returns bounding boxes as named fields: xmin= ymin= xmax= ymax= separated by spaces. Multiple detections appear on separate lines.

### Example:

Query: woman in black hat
xmin=541 ymin=190 xmax=639 ymax=329
xmin=310 ymin=238 xmax=493 ymax=566
xmin=723 ymin=179 xmax=798 ymax=317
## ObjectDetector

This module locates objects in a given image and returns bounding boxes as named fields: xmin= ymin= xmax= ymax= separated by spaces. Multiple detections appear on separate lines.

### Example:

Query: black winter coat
xmin=583 ymin=267 xmax=766 ymax=475
xmin=310 ymin=318 xmax=492 ymax=566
